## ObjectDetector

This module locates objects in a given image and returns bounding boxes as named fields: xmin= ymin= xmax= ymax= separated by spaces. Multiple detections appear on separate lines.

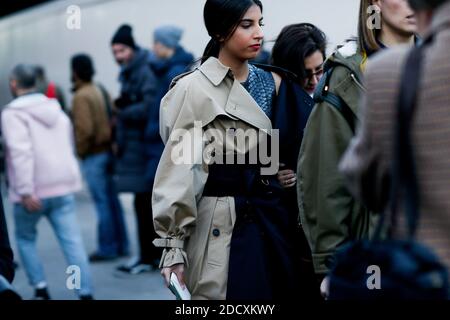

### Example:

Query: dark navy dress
xmin=203 ymin=65 xmax=307 ymax=300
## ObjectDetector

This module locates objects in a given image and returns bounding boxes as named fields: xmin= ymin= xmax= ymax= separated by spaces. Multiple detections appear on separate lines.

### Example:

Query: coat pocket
xmin=207 ymin=197 xmax=233 ymax=267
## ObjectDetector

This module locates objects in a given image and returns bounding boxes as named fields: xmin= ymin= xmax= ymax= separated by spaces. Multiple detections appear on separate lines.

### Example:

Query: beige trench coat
xmin=152 ymin=57 xmax=275 ymax=300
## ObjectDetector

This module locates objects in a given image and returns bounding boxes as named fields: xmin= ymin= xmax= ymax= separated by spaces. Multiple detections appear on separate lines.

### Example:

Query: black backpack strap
xmin=97 ymin=83 xmax=113 ymax=120
xmin=376 ymin=37 xmax=435 ymax=241
xmin=314 ymin=67 xmax=356 ymax=133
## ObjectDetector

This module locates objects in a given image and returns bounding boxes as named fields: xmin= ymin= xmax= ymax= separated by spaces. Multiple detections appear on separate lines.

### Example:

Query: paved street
xmin=2 ymin=181 xmax=174 ymax=300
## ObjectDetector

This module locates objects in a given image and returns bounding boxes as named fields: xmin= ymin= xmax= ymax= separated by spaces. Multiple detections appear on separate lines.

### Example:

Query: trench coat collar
xmin=198 ymin=57 xmax=231 ymax=86
xmin=199 ymin=57 xmax=273 ymax=132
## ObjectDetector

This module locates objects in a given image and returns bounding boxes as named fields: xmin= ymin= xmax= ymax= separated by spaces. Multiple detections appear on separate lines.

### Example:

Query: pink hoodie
xmin=1 ymin=93 xmax=82 ymax=203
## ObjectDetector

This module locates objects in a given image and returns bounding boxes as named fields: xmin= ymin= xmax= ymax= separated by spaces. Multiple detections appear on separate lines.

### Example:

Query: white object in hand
xmin=169 ymin=273 xmax=191 ymax=300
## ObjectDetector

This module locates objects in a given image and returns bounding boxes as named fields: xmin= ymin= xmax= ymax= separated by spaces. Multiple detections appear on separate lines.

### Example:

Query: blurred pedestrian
xmin=35 ymin=66 xmax=67 ymax=112
xmin=2 ymin=64 xmax=94 ymax=300
xmin=71 ymin=53 xmax=129 ymax=262
xmin=340 ymin=0 xmax=450 ymax=277
xmin=110 ymin=24 xmax=160 ymax=274
xmin=145 ymin=25 xmax=194 ymax=187
xmin=0 ymin=191 xmax=14 ymax=284
xmin=297 ymin=0 xmax=417 ymax=294
xmin=262 ymin=22 xmax=329 ymax=299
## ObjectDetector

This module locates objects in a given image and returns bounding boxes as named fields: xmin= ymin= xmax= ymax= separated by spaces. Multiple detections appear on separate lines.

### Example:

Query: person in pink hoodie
xmin=1 ymin=64 xmax=94 ymax=300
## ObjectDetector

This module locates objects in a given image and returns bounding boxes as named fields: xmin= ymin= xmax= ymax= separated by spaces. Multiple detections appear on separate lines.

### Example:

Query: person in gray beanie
xmin=154 ymin=25 xmax=183 ymax=50
xmin=145 ymin=26 xmax=194 ymax=195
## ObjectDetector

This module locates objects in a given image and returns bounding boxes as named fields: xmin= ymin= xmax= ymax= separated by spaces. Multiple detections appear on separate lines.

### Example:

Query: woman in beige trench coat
xmin=152 ymin=0 xmax=309 ymax=300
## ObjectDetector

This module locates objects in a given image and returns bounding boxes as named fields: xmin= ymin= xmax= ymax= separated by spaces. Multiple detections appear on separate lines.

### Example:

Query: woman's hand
xmin=277 ymin=163 xmax=297 ymax=188
xmin=161 ymin=263 xmax=186 ymax=289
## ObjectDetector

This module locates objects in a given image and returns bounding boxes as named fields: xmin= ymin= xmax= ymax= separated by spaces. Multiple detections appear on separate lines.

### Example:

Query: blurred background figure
xmin=71 ymin=53 xmax=129 ymax=263
xmin=34 ymin=66 xmax=67 ymax=112
xmin=110 ymin=24 xmax=160 ymax=274
xmin=2 ymin=64 xmax=94 ymax=300
xmin=0 ymin=192 xmax=20 ymax=300
xmin=297 ymin=0 xmax=417 ymax=296
xmin=145 ymin=25 xmax=194 ymax=186
xmin=271 ymin=23 xmax=327 ymax=96
xmin=340 ymin=0 xmax=450 ymax=278
xmin=0 ymin=190 xmax=14 ymax=285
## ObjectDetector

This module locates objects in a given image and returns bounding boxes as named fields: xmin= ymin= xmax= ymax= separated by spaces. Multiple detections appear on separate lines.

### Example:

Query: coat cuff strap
xmin=153 ymin=238 xmax=184 ymax=249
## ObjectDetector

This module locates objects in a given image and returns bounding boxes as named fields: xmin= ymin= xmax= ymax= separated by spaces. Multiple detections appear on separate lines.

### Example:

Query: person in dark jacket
xmin=0 ymin=194 xmax=14 ymax=284
xmin=269 ymin=23 xmax=327 ymax=296
xmin=110 ymin=24 xmax=160 ymax=274
xmin=145 ymin=25 xmax=194 ymax=183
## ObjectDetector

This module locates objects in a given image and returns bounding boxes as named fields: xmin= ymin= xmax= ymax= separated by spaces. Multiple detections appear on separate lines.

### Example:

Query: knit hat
xmin=154 ymin=25 xmax=183 ymax=49
xmin=111 ymin=24 xmax=137 ymax=49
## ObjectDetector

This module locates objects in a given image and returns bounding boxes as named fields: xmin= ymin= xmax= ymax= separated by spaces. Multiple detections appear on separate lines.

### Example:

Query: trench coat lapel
xmin=225 ymin=79 xmax=273 ymax=133
xmin=198 ymin=57 xmax=273 ymax=133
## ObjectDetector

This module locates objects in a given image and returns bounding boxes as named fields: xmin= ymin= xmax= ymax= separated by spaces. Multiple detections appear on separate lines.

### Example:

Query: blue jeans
xmin=82 ymin=152 xmax=129 ymax=257
xmin=14 ymin=195 xmax=93 ymax=296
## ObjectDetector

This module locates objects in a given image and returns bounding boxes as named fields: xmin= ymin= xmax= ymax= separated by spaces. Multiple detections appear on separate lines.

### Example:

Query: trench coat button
xmin=212 ymin=229 xmax=220 ymax=237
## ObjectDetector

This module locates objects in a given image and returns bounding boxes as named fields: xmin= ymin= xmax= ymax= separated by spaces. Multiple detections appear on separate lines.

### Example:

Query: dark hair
xmin=202 ymin=0 xmax=263 ymax=64
xmin=271 ymin=23 xmax=327 ymax=85
xmin=408 ymin=0 xmax=448 ymax=10
xmin=71 ymin=53 xmax=95 ymax=82
xmin=34 ymin=66 xmax=45 ymax=79
xmin=10 ymin=64 xmax=37 ymax=89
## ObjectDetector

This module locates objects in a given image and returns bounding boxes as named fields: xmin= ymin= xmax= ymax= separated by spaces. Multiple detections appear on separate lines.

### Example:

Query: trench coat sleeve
xmin=339 ymin=68 xmax=390 ymax=213
xmin=297 ymin=100 xmax=355 ymax=275
xmin=152 ymin=82 xmax=208 ymax=268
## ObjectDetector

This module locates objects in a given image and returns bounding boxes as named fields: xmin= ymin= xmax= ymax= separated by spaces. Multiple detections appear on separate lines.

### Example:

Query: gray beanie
xmin=154 ymin=25 xmax=183 ymax=49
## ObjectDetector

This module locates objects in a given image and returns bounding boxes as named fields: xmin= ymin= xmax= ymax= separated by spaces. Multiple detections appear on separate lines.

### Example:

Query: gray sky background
xmin=0 ymin=0 xmax=360 ymax=106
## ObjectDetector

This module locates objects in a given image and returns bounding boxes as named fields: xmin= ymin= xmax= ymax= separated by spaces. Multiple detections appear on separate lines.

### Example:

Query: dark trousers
xmin=133 ymin=192 xmax=161 ymax=265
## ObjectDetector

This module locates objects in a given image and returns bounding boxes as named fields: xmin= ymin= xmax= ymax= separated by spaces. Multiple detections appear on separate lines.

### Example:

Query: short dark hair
xmin=408 ymin=0 xmax=448 ymax=10
xmin=10 ymin=64 xmax=37 ymax=89
xmin=71 ymin=53 xmax=95 ymax=82
xmin=271 ymin=23 xmax=327 ymax=84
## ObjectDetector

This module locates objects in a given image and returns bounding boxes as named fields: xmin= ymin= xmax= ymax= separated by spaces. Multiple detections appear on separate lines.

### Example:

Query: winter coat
xmin=1 ymin=93 xmax=82 ymax=203
xmin=152 ymin=57 xmax=279 ymax=299
xmin=297 ymin=40 xmax=376 ymax=276
xmin=71 ymin=82 xmax=112 ymax=159
xmin=113 ymin=47 xmax=158 ymax=193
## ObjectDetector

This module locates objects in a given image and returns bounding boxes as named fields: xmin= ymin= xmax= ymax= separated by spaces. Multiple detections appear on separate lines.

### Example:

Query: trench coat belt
xmin=202 ymin=164 xmax=278 ymax=197
xmin=153 ymin=238 xmax=185 ymax=249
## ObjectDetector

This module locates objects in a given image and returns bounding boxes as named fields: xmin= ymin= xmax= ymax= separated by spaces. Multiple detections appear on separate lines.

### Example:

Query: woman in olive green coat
xmin=297 ymin=0 xmax=418 ymax=292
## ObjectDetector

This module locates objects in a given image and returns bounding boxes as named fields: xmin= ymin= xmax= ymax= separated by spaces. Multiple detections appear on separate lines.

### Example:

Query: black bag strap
xmin=97 ymin=83 xmax=113 ymax=121
xmin=314 ymin=67 xmax=357 ymax=133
